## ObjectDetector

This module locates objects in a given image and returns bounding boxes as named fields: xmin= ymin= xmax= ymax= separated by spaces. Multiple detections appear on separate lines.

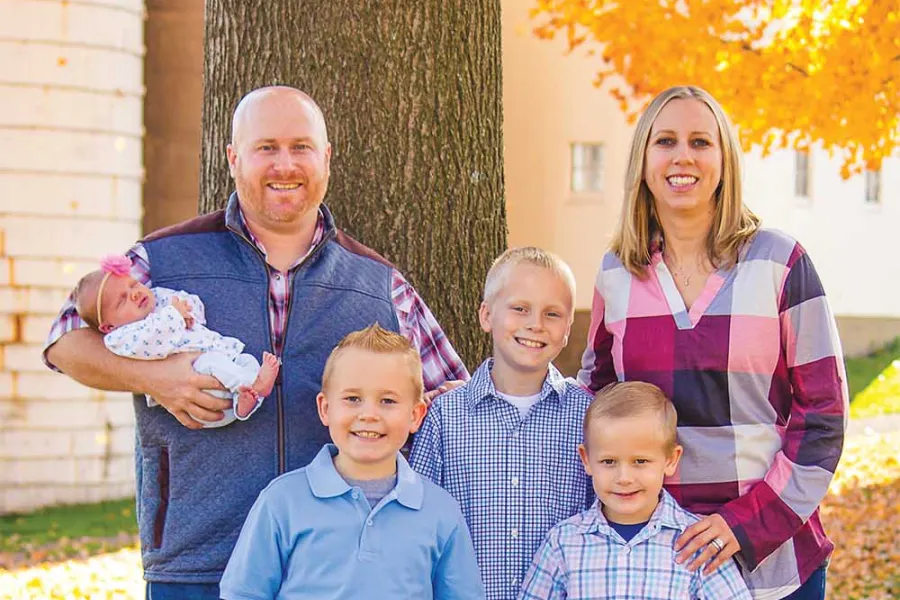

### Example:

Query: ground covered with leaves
xmin=1 ymin=431 xmax=898 ymax=599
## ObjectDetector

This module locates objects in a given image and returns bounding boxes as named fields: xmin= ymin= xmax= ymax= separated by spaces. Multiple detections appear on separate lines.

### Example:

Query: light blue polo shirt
xmin=220 ymin=444 xmax=486 ymax=600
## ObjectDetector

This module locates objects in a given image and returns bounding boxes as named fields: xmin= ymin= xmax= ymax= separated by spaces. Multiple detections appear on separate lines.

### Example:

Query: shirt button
xmin=367 ymin=519 xmax=374 ymax=527
xmin=351 ymin=490 xmax=359 ymax=499
xmin=274 ymin=273 xmax=282 ymax=280
xmin=511 ymin=430 xmax=519 ymax=438
xmin=510 ymin=577 xmax=519 ymax=587
xmin=511 ymin=476 xmax=519 ymax=487
xmin=510 ymin=528 xmax=519 ymax=538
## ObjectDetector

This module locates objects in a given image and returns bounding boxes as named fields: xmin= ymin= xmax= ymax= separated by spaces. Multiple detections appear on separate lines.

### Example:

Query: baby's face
xmin=99 ymin=276 xmax=156 ymax=333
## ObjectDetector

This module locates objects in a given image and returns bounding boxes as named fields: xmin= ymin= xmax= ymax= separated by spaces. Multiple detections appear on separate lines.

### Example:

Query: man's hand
xmin=674 ymin=513 xmax=741 ymax=574
xmin=141 ymin=353 xmax=230 ymax=429
xmin=424 ymin=380 xmax=465 ymax=406
xmin=170 ymin=297 xmax=195 ymax=329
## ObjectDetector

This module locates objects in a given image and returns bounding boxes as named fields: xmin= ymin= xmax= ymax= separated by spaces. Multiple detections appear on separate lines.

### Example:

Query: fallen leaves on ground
xmin=820 ymin=430 xmax=900 ymax=599
xmin=0 ymin=431 xmax=898 ymax=599
xmin=0 ymin=547 xmax=142 ymax=600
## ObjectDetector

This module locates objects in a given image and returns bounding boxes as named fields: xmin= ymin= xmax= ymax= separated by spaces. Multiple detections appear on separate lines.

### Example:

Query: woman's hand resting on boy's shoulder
xmin=674 ymin=513 xmax=741 ymax=575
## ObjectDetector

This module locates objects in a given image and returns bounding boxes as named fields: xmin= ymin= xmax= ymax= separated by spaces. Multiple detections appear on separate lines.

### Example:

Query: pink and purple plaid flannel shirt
xmin=44 ymin=209 xmax=468 ymax=392
xmin=577 ymin=229 xmax=847 ymax=600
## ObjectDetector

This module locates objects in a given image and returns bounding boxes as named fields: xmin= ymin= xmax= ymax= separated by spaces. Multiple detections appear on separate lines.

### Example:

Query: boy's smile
xmin=579 ymin=412 xmax=682 ymax=525
xmin=317 ymin=348 xmax=426 ymax=480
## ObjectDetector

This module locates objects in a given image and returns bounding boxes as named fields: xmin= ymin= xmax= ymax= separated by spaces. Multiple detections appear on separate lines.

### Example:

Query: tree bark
xmin=200 ymin=1 xmax=505 ymax=368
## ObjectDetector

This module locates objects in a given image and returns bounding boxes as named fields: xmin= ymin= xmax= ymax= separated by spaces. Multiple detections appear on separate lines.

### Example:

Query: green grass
xmin=846 ymin=337 xmax=900 ymax=419
xmin=0 ymin=498 xmax=137 ymax=553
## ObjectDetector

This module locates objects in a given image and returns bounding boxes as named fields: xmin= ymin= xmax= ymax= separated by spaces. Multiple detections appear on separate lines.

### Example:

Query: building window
xmin=571 ymin=143 xmax=603 ymax=193
xmin=794 ymin=151 xmax=810 ymax=197
xmin=865 ymin=169 xmax=881 ymax=204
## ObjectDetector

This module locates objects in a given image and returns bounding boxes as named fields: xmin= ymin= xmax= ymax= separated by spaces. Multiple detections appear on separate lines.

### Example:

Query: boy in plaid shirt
xmin=410 ymin=247 xmax=594 ymax=600
xmin=519 ymin=382 xmax=751 ymax=600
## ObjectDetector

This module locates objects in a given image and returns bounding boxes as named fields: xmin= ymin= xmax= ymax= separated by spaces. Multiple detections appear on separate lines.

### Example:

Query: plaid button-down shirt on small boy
xmin=518 ymin=490 xmax=752 ymax=600
xmin=410 ymin=360 xmax=594 ymax=600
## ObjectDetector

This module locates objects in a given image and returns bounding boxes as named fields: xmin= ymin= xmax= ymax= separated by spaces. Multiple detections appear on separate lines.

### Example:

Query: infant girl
xmin=73 ymin=255 xmax=279 ymax=428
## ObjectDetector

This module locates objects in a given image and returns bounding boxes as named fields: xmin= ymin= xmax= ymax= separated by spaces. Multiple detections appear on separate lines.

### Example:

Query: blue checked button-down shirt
xmin=518 ymin=490 xmax=752 ymax=600
xmin=409 ymin=360 xmax=594 ymax=600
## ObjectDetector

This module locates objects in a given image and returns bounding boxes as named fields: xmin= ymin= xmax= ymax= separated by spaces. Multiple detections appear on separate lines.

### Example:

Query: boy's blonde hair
xmin=321 ymin=324 xmax=424 ymax=401
xmin=482 ymin=246 xmax=576 ymax=316
xmin=584 ymin=382 xmax=679 ymax=453
xmin=72 ymin=270 xmax=106 ymax=331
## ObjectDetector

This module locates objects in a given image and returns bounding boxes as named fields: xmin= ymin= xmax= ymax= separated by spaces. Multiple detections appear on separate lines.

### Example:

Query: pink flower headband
xmin=96 ymin=255 xmax=132 ymax=327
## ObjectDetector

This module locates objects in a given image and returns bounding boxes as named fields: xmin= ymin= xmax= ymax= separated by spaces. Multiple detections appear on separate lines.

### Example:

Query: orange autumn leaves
xmin=529 ymin=0 xmax=900 ymax=177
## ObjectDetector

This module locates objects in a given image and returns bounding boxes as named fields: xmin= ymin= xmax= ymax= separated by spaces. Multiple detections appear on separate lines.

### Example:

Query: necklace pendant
xmin=683 ymin=276 xmax=691 ymax=287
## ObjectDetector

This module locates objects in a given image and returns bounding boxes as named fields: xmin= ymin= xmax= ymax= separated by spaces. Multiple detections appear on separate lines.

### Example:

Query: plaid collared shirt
xmin=44 ymin=207 xmax=468 ymax=391
xmin=577 ymin=229 xmax=847 ymax=600
xmin=409 ymin=359 xmax=594 ymax=600
xmin=518 ymin=491 xmax=752 ymax=600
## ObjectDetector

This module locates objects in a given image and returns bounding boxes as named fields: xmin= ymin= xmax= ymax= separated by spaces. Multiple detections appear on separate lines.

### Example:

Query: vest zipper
xmin=274 ymin=228 xmax=335 ymax=474
xmin=227 ymin=220 xmax=336 ymax=475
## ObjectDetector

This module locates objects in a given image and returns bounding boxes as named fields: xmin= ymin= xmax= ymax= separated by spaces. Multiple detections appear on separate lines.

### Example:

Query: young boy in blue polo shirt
xmin=409 ymin=247 xmax=594 ymax=600
xmin=220 ymin=324 xmax=485 ymax=600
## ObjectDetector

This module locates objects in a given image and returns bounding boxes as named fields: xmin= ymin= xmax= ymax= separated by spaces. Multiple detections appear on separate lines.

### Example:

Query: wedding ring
xmin=710 ymin=537 xmax=725 ymax=552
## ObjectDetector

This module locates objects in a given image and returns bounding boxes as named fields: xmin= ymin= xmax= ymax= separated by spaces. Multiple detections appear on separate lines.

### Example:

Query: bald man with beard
xmin=44 ymin=86 xmax=468 ymax=599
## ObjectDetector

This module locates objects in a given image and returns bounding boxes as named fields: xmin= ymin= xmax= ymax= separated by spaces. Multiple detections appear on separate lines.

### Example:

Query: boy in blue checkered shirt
xmin=410 ymin=247 xmax=594 ymax=600
xmin=518 ymin=382 xmax=751 ymax=599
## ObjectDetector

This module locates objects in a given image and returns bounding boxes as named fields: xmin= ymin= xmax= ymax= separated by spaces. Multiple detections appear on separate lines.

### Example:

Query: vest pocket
xmin=153 ymin=446 xmax=170 ymax=549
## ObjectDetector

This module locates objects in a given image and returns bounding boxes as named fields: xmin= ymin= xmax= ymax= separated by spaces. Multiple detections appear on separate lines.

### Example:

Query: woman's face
xmin=643 ymin=98 xmax=722 ymax=221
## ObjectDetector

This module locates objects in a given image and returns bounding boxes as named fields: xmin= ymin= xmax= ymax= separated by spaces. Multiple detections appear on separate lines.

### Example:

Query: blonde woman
xmin=577 ymin=86 xmax=846 ymax=600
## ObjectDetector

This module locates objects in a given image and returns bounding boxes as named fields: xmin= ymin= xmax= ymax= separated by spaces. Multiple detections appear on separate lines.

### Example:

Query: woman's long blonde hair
xmin=610 ymin=85 xmax=760 ymax=276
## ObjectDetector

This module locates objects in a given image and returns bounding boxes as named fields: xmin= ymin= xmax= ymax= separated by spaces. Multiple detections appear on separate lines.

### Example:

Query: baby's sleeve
xmin=174 ymin=290 xmax=206 ymax=325
xmin=103 ymin=306 xmax=187 ymax=360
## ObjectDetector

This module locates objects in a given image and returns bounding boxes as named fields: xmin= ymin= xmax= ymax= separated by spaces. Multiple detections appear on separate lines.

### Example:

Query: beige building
xmin=0 ymin=0 xmax=896 ymax=513
xmin=0 ymin=0 xmax=145 ymax=513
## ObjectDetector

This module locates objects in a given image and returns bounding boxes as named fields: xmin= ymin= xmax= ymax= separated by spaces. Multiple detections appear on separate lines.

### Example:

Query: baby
xmin=73 ymin=255 xmax=280 ymax=428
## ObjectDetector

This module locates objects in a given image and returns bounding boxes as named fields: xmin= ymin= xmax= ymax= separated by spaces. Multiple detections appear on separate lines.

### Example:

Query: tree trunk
xmin=199 ymin=1 xmax=505 ymax=368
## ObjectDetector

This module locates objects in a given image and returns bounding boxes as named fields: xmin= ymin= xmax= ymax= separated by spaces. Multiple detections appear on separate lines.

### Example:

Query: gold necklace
xmin=670 ymin=263 xmax=691 ymax=287
xmin=664 ymin=252 xmax=697 ymax=288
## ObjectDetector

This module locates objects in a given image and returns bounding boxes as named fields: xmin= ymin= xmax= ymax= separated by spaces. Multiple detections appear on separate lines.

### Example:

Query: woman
xmin=577 ymin=85 xmax=846 ymax=600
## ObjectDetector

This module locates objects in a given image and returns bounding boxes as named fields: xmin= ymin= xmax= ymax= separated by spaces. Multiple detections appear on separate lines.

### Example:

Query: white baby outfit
xmin=104 ymin=287 xmax=263 ymax=427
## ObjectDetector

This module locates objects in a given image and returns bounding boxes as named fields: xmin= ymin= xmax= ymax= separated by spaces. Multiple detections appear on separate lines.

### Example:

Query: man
xmin=44 ymin=86 xmax=468 ymax=599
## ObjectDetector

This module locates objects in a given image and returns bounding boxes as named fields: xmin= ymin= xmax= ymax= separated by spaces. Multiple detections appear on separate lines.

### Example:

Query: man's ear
xmin=226 ymin=144 xmax=238 ymax=179
xmin=324 ymin=142 xmax=332 ymax=176
xmin=99 ymin=323 xmax=114 ymax=334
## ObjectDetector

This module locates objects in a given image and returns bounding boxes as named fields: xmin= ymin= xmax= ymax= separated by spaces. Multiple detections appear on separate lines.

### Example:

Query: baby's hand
xmin=171 ymin=298 xmax=195 ymax=328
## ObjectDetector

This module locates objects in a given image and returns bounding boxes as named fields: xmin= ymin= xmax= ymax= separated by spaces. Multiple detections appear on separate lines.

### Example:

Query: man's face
xmin=316 ymin=348 xmax=426 ymax=481
xmin=226 ymin=91 xmax=332 ymax=233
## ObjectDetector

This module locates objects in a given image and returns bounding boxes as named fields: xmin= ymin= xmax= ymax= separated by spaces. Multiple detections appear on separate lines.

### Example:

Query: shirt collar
xmin=583 ymin=489 xmax=694 ymax=539
xmin=223 ymin=192 xmax=334 ymax=268
xmin=306 ymin=444 xmax=424 ymax=510
xmin=464 ymin=358 xmax=568 ymax=412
